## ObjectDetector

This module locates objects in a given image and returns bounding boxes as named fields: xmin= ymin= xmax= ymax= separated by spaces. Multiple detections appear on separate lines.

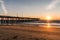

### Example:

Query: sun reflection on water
xmin=44 ymin=23 xmax=55 ymax=32
xmin=46 ymin=23 xmax=51 ymax=28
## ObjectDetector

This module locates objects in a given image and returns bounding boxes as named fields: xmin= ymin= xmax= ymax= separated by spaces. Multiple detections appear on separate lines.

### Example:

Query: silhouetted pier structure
xmin=0 ymin=15 xmax=40 ymax=25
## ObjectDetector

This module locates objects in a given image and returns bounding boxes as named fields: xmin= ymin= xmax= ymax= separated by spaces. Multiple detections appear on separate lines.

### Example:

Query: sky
xmin=0 ymin=0 xmax=60 ymax=20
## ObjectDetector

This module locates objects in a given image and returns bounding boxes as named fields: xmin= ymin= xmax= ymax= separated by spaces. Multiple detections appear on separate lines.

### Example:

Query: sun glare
xmin=46 ymin=16 xmax=52 ymax=28
xmin=46 ymin=16 xmax=51 ymax=20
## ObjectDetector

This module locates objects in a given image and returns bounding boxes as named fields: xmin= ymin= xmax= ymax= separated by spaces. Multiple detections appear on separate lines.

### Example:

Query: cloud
xmin=0 ymin=0 xmax=8 ymax=15
xmin=46 ymin=0 xmax=60 ymax=10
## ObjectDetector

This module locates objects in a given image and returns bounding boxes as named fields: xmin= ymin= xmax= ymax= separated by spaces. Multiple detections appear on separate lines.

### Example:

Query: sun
xmin=46 ymin=16 xmax=51 ymax=20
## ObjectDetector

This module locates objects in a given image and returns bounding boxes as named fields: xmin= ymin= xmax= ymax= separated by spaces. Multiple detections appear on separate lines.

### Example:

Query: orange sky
xmin=40 ymin=16 xmax=60 ymax=20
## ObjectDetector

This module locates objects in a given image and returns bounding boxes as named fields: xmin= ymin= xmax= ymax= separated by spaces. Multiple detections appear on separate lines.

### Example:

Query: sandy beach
xmin=0 ymin=24 xmax=60 ymax=40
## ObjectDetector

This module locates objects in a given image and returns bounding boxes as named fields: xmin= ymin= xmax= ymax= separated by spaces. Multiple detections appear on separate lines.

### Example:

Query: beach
xmin=0 ymin=24 xmax=60 ymax=40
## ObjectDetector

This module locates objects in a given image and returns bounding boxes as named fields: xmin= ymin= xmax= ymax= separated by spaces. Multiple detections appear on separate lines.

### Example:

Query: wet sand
xmin=0 ymin=24 xmax=60 ymax=40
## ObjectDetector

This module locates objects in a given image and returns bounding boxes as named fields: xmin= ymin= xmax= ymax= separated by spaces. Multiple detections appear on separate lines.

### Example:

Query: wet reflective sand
xmin=0 ymin=24 xmax=60 ymax=40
